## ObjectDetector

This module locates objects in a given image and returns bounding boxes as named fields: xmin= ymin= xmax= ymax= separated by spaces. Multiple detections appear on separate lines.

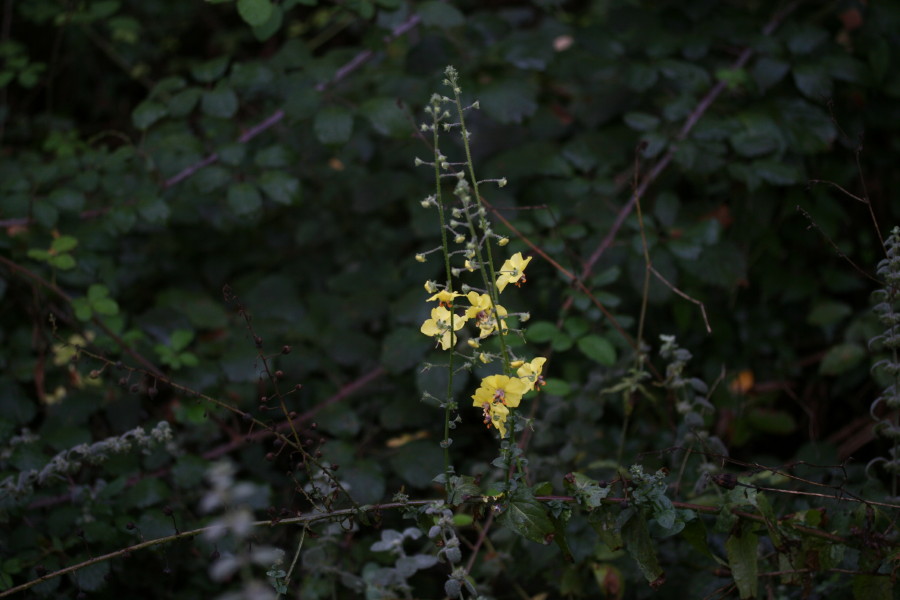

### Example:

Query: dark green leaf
xmin=725 ymin=523 xmax=758 ymax=599
xmin=132 ymin=100 xmax=167 ymax=129
xmin=577 ymin=334 xmax=616 ymax=366
xmin=258 ymin=171 xmax=300 ymax=205
xmin=49 ymin=254 xmax=75 ymax=270
xmin=807 ymin=301 xmax=852 ymax=326
xmin=51 ymin=235 xmax=78 ymax=253
xmin=314 ymin=106 xmax=353 ymax=145
xmin=251 ymin=4 xmax=282 ymax=41
xmin=236 ymin=0 xmax=273 ymax=27
xmin=201 ymin=83 xmax=238 ymax=118
xmin=381 ymin=327 xmax=428 ymax=374
xmin=48 ymin=190 xmax=86 ymax=212
xmin=498 ymin=488 xmax=555 ymax=545
xmin=167 ymin=87 xmax=201 ymax=117
xmin=388 ymin=440 xmax=443 ymax=488
xmin=227 ymin=183 xmax=262 ymax=215
xmin=479 ymin=79 xmax=538 ymax=125
xmin=70 ymin=560 xmax=109 ymax=592
xmin=418 ymin=1 xmax=464 ymax=28
xmin=752 ymin=57 xmax=789 ymax=91
xmin=190 ymin=56 xmax=230 ymax=83
xmin=623 ymin=112 xmax=660 ymax=131
xmin=620 ymin=509 xmax=665 ymax=585
xmin=754 ymin=159 xmax=803 ymax=186
xmin=360 ymin=97 xmax=409 ymax=137
xmin=792 ymin=63 xmax=832 ymax=99
xmin=819 ymin=343 xmax=865 ymax=376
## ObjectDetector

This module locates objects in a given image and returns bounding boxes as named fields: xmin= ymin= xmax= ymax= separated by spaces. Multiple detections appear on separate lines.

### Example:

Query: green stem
xmin=430 ymin=99 xmax=456 ymax=498
xmin=446 ymin=72 xmax=511 ymax=376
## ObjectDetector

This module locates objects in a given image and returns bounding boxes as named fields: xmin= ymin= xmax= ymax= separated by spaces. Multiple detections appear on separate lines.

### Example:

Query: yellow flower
xmin=427 ymin=290 xmax=462 ymax=308
xmin=420 ymin=306 xmax=467 ymax=350
xmin=496 ymin=252 xmax=532 ymax=292
xmin=464 ymin=291 xmax=508 ymax=338
xmin=471 ymin=375 xmax=528 ymax=437
xmin=517 ymin=357 xmax=547 ymax=391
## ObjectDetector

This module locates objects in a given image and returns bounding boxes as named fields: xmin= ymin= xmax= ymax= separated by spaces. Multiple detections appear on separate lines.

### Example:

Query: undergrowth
xmin=2 ymin=66 xmax=900 ymax=600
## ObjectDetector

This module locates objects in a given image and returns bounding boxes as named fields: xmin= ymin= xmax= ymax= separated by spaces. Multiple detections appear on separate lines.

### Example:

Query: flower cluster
xmin=419 ymin=252 xmax=546 ymax=438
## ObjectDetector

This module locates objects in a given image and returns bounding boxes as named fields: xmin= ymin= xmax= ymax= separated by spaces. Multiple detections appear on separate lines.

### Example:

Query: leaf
xmin=190 ymin=56 xmax=230 ymax=83
xmin=251 ymin=4 xmax=282 ymax=41
xmin=417 ymin=1 xmax=464 ymax=28
xmin=792 ymin=62 xmax=832 ymax=99
xmin=360 ymin=97 xmax=409 ymax=137
xmin=236 ymin=0 xmax=272 ymax=27
xmin=577 ymin=335 xmax=616 ymax=366
xmin=314 ymin=106 xmax=353 ymax=145
xmin=87 ymin=284 xmax=109 ymax=302
xmin=48 ymin=190 xmax=86 ymax=212
xmin=754 ymin=159 xmax=803 ymax=186
xmin=70 ymin=560 xmax=109 ymax=592
xmin=167 ymin=87 xmax=202 ymax=117
xmin=680 ymin=519 xmax=726 ymax=566
xmin=819 ymin=343 xmax=865 ymax=376
xmin=132 ymin=100 xmax=167 ymax=130
xmin=564 ymin=472 xmax=611 ymax=508
xmin=746 ymin=407 xmax=796 ymax=435
xmin=49 ymin=254 xmax=76 ymax=270
xmin=381 ymin=327 xmax=428 ymax=374
xmin=479 ymin=79 xmax=538 ymax=125
xmin=170 ymin=329 xmax=194 ymax=352
xmin=725 ymin=523 xmax=759 ymax=599
xmin=258 ymin=171 xmax=300 ymax=205
xmin=752 ymin=57 xmax=789 ymax=91
xmin=498 ymin=488 xmax=555 ymax=545
xmin=525 ymin=321 xmax=557 ymax=343
xmin=51 ymin=235 xmax=78 ymax=253
xmin=388 ymin=440 xmax=443 ymax=488
xmin=447 ymin=475 xmax=481 ymax=506
xmin=73 ymin=298 xmax=93 ymax=321
xmin=202 ymin=83 xmax=238 ymax=118
xmin=807 ymin=301 xmax=852 ymax=326
xmin=623 ymin=112 xmax=660 ymax=131
xmin=620 ymin=509 xmax=665 ymax=585
xmin=254 ymin=145 xmax=290 ymax=168
xmin=227 ymin=183 xmax=262 ymax=216
xmin=91 ymin=298 xmax=119 ymax=317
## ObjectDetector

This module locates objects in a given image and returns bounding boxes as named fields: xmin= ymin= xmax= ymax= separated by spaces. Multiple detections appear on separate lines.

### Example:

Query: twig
xmin=795 ymin=205 xmax=881 ymax=284
xmin=649 ymin=265 xmax=712 ymax=333
xmin=0 ymin=499 xmax=437 ymax=598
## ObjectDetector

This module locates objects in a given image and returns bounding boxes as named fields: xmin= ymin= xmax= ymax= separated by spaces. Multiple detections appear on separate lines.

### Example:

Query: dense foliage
xmin=2 ymin=0 xmax=900 ymax=598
